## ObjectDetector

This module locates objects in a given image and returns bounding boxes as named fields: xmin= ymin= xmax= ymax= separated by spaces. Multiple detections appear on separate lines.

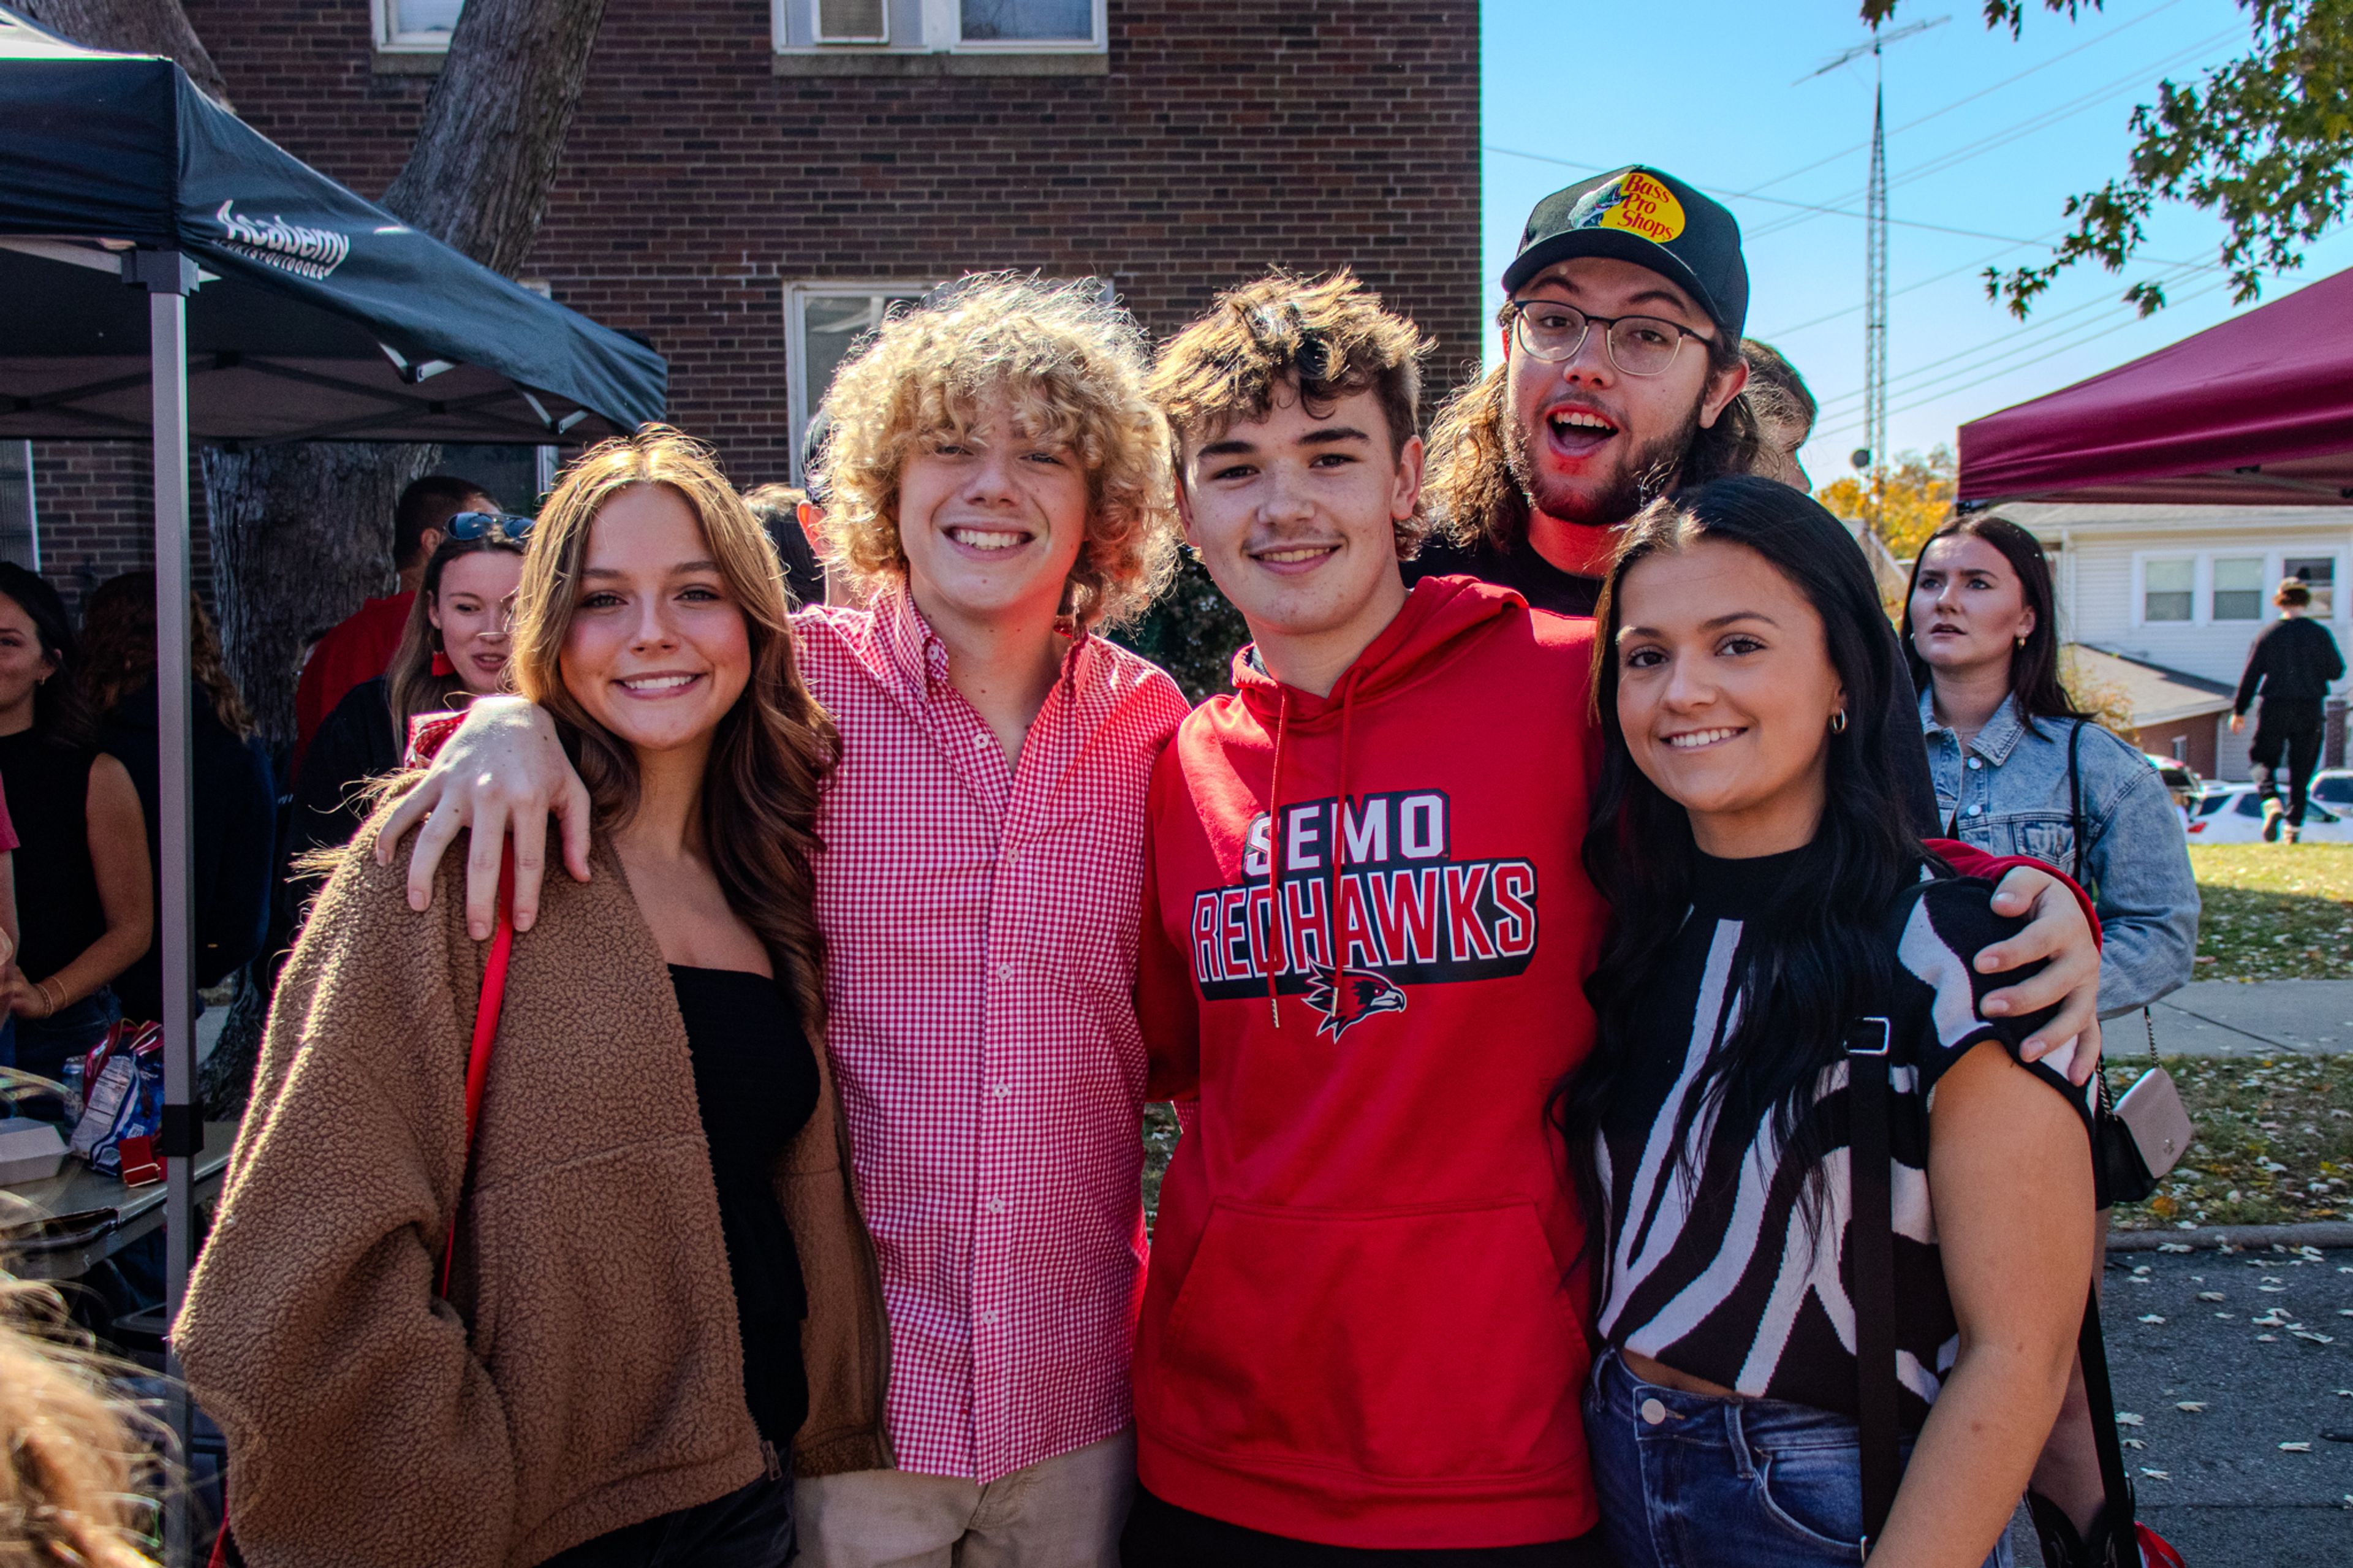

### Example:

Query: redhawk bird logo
xmin=1303 ymin=964 xmax=1408 ymax=1040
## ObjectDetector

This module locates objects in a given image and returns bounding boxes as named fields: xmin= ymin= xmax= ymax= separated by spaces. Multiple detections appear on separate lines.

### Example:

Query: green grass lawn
xmin=2188 ymin=844 xmax=2353 ymax=982
xmin=2110 ymin=1054 xmax=2353 ymax=1230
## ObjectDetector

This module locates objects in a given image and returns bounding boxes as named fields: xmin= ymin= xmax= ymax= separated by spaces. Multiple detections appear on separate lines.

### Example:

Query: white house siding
xmin=2007 ymin=504 xmax=2353 ymax=780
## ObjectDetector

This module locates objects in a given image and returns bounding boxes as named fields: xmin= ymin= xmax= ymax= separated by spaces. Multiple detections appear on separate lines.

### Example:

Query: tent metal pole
xmin=131 ymin=245 xmax=200 ymax=1568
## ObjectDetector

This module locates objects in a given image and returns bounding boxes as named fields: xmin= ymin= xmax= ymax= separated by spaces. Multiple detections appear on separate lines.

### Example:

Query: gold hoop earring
xmin=1829 ymin=710 xmax=1848 ymax=735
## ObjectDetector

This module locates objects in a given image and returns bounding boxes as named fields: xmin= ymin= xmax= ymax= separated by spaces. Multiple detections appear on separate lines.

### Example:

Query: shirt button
xmin=977 ymin=1311 xmax=998 ymax=1327
xmin=996 ymin=963 xmax=1015 ymax=980
xmin=986 ymin=1199 xmax=1006 ymax=1214
xmin=991 ymin=1083 xmax=1012 ymax=1099
xmin=1966 ymin=804 xmax=1984 ymax=817
xmin=1966 ymin=757 xmax=1983 ymax=770
xmin=1640 ymin=1398 xmax=1667 ymax=1426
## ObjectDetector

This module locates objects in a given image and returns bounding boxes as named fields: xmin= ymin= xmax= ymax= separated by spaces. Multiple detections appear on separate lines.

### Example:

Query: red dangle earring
xmin=431 ymin=649 xmax=457 ymax=676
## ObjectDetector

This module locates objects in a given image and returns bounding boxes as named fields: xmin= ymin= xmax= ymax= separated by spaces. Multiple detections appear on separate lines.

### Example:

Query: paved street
xmin=2006 ymin=1244 xmax=2353 ymax=1566
xmin=2146 ymin=982 xmax=2353 ymax=1057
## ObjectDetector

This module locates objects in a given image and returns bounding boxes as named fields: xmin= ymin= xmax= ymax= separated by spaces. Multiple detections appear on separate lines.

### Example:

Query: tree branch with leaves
xmin=1866 ymin=0 xmax=2353 ymax=317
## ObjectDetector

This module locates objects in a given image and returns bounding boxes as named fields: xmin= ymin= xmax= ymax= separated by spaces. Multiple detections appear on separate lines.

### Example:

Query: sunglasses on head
xmin=447 ymin=510 xmax=535 ymax=543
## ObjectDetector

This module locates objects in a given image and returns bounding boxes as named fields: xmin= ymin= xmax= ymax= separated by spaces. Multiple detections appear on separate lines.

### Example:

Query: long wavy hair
xmin=1902 ymin=514 xmax=2082 ymax=728
xmin=385 ymin=531 xmax=529 ymax=737
xmin=0 ymin=1267 xmax=162 ymax=1567
xmin=74 ymin=572 xmax=257 ymax=741
xmin=1422 ymin=311 xmax=1764 ymax=551
xmin=1555 ymin=476 xmax=1927 ymax=1262
xmin=505 ymin=427 xmax=841 ymax=1033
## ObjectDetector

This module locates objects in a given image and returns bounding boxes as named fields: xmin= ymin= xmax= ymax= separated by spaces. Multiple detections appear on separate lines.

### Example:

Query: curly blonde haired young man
xmin=388 ymin=276 xmax=1194 ymax=1568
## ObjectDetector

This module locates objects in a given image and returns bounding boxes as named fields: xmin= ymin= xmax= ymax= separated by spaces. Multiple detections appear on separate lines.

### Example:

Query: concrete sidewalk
xmin=2139 ymin=981 xmax=2353 ymax=1056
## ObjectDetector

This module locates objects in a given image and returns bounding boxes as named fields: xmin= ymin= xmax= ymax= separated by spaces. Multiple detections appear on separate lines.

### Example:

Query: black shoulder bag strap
xmin=2068 ymin=719 xmax=2088 ymax=885
xmin=1846 ymin=1010 xmax=1900 ymax=1552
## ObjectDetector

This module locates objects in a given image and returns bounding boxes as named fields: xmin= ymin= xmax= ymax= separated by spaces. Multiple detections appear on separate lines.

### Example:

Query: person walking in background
xmin=2229 ymin=577 xmax=2345 ymax=843
xmin=1564 ymin=479 xmax=2097 ymax=1568
xmin=382 ymin=278 xmax=1192 ymax=1568
xmin=0 ymin=565 xmax=151 ymax=1094
xmin=75 ymin=572 xmax=276 ymax=1029
xmin=291 ymin=518 xmax=529 ymax=874
xmin=179 ymin=429 xmax=886 ymax=1568
xmin=292 ymin=474 xmax=498 ymax=769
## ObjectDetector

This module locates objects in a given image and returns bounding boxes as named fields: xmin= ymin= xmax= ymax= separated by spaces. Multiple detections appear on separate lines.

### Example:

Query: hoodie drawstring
xmin=1327 ymin=684 xmax=1358 ymax=989
xmin=1264 ymin=690 xmax=1289 ymax=1028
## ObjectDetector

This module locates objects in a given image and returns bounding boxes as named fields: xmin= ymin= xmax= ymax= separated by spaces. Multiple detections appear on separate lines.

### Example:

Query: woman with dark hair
xmin=292 ymin=520 xmax=529 ymax=868
xmin=0 ymin=565 xmax=151 ymax=1089
xmin=1903 ymin=516 xmax=2197 ymax=1019
xmin=77 ymin=571 xmax=276 ymax=1027
xmin=1563 ymin=477 xmax=2099 ymax=1568
xmin=180 ymin=430 xmax=886 ymax=1568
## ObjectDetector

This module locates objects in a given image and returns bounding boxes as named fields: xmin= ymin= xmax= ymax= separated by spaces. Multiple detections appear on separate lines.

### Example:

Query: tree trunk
xmin=202 ymin=442 xmax=442 ymax=747
xmin=15 ymin=0 xmax=232 ymax=105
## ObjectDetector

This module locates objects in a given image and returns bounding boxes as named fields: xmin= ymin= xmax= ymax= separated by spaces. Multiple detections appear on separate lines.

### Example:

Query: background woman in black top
xmin=0 ymin=565 xmax=152 ymax=1094
xmin=1558 ymin=479 xmax=2098 ymax=1568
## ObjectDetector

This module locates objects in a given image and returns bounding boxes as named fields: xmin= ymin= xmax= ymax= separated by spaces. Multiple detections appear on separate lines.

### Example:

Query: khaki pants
xmin=794 ymin=1428 xmax=1134 ymax=1568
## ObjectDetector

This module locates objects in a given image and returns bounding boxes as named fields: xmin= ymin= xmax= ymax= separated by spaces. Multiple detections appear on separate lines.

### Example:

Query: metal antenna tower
xmin=1802 ymin=15 xmax=1948 ymax=532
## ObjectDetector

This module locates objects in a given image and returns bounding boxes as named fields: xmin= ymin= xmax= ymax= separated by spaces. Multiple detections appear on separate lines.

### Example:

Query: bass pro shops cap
xmin=1503 ymin=165 xmax=1749 ymax=341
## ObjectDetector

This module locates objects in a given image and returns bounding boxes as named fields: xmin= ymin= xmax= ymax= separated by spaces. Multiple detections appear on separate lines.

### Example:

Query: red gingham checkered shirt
xmin=795 ymin=589 xmax=1191 ymax=1482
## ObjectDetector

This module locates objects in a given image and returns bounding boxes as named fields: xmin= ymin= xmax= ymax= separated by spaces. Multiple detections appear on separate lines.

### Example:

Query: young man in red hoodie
xmin=1123 ymin=271 xmax=2105 ymax=1564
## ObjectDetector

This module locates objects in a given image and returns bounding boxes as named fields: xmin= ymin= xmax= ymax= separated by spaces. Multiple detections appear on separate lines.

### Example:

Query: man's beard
xmin=1504 ymin=398 xmax=1702 ymax=531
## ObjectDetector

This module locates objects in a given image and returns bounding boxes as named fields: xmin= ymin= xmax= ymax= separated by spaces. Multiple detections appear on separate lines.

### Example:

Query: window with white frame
xmin=2211 ymin=556 xmax=2266 ymax=621
xmin=777 ymin=0 xmax=1106 ymax=55
xmin=786 ymin=282 xmax=939 ymax=482
xmin=2142 ymin=557 xmax=2194 ymax=623
xmin=2284 ymin=555 xmax=2337 ymax=619
xmin=374 ymin=0 xmax=463 ymax=51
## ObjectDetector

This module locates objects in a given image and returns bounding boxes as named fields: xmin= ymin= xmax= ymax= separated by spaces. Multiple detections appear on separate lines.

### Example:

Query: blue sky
xmin=1479 ymin=0 xmax=2353 ymax=483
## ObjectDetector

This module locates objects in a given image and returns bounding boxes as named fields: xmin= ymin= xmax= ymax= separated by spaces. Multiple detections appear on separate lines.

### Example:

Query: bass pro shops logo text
xmin=1190 ymin=791 xmax=1537 ymax=1038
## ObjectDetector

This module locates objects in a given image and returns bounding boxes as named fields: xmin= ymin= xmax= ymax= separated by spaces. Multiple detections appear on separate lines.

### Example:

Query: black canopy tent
xmin=0 ymin=13 xmax=663 ymax=1556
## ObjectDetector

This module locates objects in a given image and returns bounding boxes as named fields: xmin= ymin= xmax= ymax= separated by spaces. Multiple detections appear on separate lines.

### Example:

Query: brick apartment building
xmin=17 ymin=0 xmax=1482 ymax=616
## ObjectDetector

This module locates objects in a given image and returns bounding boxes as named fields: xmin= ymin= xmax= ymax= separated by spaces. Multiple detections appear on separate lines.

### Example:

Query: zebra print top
xmin=1593 ymin=849 xmax=2097 ymax=1430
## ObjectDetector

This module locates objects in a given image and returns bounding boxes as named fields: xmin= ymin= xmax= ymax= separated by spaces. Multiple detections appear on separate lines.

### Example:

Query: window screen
xmin=2143 ymin=558 xmax=2192 ymax=623
xmin=384 ymin=0 xmax=463 ymax=45
xmin=2211 ymin=556 xmax=2264 ymax=621
xmin=2284 ymin=556 xmax=2336 ymax=619
xmin=961 ymin=0 xmax=1094 ymax=41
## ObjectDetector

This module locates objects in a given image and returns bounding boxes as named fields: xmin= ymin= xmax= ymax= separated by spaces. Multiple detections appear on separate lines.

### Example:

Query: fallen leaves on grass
xmin=2191 ymin=846 xmax=2353 ymax=980
xmin=2112 ymin=1054 xmax=2353 ymax=1230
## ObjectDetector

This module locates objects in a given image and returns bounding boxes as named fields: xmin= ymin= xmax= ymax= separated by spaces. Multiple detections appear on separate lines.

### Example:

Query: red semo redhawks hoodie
xmin=1135 ymin=577 xmax=1605 ymax=1548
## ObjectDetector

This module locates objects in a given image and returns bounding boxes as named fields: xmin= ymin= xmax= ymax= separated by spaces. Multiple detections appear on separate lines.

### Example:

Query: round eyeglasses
xmin=446 ymin=510 xmax=536 ymax=543
xmin=1504 ymin=299 xmax=1710 ymax=377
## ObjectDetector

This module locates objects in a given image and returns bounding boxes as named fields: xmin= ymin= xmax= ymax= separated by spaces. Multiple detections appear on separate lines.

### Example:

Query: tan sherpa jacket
xmin=178 ymin=817 xmax=891 ymax=1568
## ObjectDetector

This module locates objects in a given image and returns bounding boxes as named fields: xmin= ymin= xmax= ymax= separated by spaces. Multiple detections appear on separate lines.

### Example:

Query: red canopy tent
xmin=1957 ymin=264 xmax=2353 ymax=507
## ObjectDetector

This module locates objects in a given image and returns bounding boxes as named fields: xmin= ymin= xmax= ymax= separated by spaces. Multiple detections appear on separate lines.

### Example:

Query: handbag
xmin=2058 ymin=721 xmax=2194 ymax=1207
xmin=206 ymin=845 xmax=518 ymax=1568
xmin=1847 ymin=933 xmax=2184 ymax=1568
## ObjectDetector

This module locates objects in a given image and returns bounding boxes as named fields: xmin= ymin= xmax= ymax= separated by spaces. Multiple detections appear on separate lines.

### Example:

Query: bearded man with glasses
xmin=1414 ymin=163 xmax=1938 ymax=831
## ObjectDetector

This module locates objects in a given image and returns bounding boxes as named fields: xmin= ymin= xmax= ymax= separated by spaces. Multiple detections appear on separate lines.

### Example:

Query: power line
xmin=1753 ymin=233 xmax=2055 ymax=339
xmin=1806 ymin=275 xmax=2235 ymax=445
xmin=1732 ymin=0 xmax=2193 ymax=200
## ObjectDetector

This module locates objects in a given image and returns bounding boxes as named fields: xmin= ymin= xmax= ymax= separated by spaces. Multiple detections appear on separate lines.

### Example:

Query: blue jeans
xmin=1584 ymin=1350 xmax=2009 ymax=1568
xmin=6 ymin=988 xmax=121 ymax=1119
xmin=537 ymin=1473 xmax=795 ymax=1568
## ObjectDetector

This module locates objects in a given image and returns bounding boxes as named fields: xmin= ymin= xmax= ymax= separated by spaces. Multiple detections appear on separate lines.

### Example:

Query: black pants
xmin=1121 ymin=1487 xmax=1616 ymax=1567
xmin=537 ymin=1474 xmax=795 ymax=1568
xmin=2250 ymin=699 xmax=2326 ymax=827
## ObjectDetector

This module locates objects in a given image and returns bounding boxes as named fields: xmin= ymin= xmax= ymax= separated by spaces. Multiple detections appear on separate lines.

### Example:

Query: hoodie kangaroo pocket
xmin=1153 ymin=1198 xmax=1585 ymax=1482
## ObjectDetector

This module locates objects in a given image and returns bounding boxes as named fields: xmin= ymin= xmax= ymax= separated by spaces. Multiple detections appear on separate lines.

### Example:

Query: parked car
xmin=2183 ymin=782 xmax=2352 ymax=843
xmin=2309 ymin=768 xmax=2353 ymax=808
xmin=2142 ymin=752 xmax=2202 ymax=811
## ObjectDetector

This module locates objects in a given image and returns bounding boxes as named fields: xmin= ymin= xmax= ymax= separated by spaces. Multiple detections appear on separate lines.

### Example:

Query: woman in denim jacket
xmin=1906 ymin=516 xmax=2198 ymax=1019
xmin=1906 ymin=515 xmax=2200 ymax=1566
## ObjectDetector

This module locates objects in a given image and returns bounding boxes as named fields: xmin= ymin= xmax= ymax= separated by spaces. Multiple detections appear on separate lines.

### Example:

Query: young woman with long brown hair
xmin=180 ymin=428 xmax=888 ymax=1568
